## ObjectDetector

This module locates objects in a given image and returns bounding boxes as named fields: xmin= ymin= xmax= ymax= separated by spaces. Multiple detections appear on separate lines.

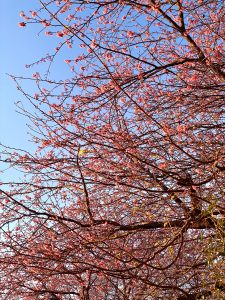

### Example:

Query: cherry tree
xmin=0 ymin=0 xmax=225 ymax=299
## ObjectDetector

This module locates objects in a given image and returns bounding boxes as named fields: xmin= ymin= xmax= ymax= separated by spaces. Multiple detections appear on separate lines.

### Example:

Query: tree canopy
xmin=0 ymin=0 xmax=225 ymax=299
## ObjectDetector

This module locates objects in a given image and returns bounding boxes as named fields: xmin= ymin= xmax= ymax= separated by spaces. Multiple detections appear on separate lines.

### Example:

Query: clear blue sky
xmin=0 ymin=0 xmax=72 ymax=150
xmin=0 ymin=0 xmax=42 ymax=149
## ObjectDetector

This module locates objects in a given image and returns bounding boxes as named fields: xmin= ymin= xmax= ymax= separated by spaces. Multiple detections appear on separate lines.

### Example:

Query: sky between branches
xmin=0 ymin=0 xmax=73 ymax=150
xmin=0 ymin=0 xmax=75 ymax=181
xmin=1 ymin=0 xmax=36 ymax=149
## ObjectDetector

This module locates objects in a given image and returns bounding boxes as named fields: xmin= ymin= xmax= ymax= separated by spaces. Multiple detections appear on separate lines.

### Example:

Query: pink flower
xmin=66 ymin=41 xmax=72 ymax=48
xmin=159 ymin=163 xmax=167 ymax=169
xmin=18 ymin=22 xmax=26 ymax=27
xmin=19 ymin=11 xmax=25 ymax=17
xmin=41 ymin=20 xmax=50 ymax=27
xmin=45 ymin=31 xmax=53 ymax=36
xmin=34 ymin=93 xmax=39 ymax=100
xmin=32 ymin=72 xmax=40 ymax=79
xmin=56 ymin=32 xmax=64 ymax=38
xmin=127 ymin=30 xmax=134 ymax=37
xmin=105 ymin=53 xmax=112 ymax=61
xmin=30 ymin=11 xmax=37 ymax=17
